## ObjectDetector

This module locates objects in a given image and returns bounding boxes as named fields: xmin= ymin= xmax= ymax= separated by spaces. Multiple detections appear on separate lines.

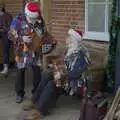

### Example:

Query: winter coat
xmin=0 ymin=11 xmax=12 ymax=33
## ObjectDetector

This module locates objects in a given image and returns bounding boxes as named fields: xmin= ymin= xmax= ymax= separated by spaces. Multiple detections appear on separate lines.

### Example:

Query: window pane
xmin=88 ymin=4 xmax=105 ymax=32
xmin=109 ymin=0 xmax=113 ymax=3
xmin=88 ymin=0 xmax=105 ymax=2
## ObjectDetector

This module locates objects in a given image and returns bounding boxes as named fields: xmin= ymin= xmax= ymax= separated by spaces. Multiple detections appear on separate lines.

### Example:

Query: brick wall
xmin=51 ymin=0 xmax=85 ymax=43
xmin=46 ymin=0 xmax=108 ymax=65
xmin=44 ymin=0 xmax=109 ymax=92
xmin=4 ymin=0 xmax=22 ymax=16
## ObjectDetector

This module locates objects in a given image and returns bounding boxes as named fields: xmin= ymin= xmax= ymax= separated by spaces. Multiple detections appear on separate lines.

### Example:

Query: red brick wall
xmin=51 ymin=0 xmax=85 ymax=43
xmin=45 ymin=0 xmax=108 ymax=92
xmin=4 ymin=0 xmax=23 ymax=16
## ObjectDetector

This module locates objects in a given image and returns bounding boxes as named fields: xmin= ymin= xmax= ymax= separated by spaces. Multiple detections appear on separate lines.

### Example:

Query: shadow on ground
xmin=0 ymin=69 xmax=80 ymax=120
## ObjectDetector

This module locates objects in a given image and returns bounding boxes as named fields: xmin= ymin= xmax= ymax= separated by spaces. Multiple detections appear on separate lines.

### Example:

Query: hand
xmin=10 ymin=27 xmax=18 ymax=39
xmin=54 ymin=71 xmax=61 ymax=80
xmin=22 ymin=35 xmax=32 ymax=43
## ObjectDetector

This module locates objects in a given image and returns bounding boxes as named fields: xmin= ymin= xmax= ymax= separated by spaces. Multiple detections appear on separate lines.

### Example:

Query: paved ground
xmin=0 ymin=69 xmax=80 ymax=120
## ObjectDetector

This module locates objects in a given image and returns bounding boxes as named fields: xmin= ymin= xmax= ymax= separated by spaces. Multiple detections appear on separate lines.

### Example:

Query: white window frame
xmin=83 ymin=0 xmax=110 ymax=41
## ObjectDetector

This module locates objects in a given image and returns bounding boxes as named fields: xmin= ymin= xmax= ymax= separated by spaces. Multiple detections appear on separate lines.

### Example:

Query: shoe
xmin=0 ymin=64 xmax=8 ymax=75
xmin=24 ymin=109 xmax=40 ymax=120
xmin=22 ymin=100 xmax=36 ymax=111
xmin=69 ymin=89 xmax=75 ymax=96
xmin=16 ymin=96 xmax=24 ymax=103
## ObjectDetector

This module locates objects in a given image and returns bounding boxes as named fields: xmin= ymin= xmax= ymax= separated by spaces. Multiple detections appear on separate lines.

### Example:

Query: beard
xmin=26 ymin=16 xmax=36 ymax=24
xmin=66 ymin=42 xmax=78 ymax=57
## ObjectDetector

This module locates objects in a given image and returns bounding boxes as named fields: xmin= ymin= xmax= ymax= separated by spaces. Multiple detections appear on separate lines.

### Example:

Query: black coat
xmin=32 ymin=68 xmax=56 ymax=115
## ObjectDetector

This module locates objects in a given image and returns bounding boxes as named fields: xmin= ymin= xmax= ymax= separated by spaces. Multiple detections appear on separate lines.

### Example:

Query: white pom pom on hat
xmin=68 ymin=29 xmax=83 ymax=41
xmin=25 ymin=2 xmax=41 ymax=18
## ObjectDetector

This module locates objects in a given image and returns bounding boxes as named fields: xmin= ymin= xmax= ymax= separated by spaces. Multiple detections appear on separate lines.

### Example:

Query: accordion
xmin=30 ymin=20 xmax=57 ymax=54
xmin=41 ymin=31 xmax=57 ymax=54
xmin=32 ymin=30 xmax=57 ymax=54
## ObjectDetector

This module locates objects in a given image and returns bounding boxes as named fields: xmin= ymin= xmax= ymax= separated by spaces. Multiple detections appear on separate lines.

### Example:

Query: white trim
xmin=68 ymin=29 xmax=82 ymax=41
xmin=25 ymin=4 xmax=39 ymax=18
xmin=84 ymin=0 xmax=111 ymax=41
xmin=105 ymin=0 xmax=109 ymax=33
xmin=83 ymin=32 xmax=110 ymax=41
xmin=85 ymin=0 xmax=88 ymax=33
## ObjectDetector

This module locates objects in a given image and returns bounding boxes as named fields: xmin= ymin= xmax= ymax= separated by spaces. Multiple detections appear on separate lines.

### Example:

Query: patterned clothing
xmin=64 ymin=46 xmax=90 ymax=95
xmin=8 ymin=12 xmax=43 ymax=69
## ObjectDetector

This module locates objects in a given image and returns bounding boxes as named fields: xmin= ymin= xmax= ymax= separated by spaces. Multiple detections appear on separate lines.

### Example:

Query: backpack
xmin=79 ymin=97 xmax=108 ymax=120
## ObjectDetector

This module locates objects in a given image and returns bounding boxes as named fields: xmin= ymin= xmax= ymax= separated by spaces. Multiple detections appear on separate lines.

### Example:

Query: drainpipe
xmin=115 ymin=0 xmax=120 ymax=91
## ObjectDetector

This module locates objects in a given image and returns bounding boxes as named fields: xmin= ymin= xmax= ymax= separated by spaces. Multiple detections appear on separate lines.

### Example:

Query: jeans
xmin=0 ymin=32 xmax=10 ymax=64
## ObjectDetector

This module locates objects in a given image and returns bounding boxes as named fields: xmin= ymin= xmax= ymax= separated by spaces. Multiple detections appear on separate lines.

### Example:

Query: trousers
xmin=0 ymin=32 xmax=10 ymax=64
xmin=15 ymin=65 xmax=41 ymax=97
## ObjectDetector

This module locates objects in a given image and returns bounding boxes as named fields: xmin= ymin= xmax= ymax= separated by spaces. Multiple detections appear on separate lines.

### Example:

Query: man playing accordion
xmin=8 ymin=1 xmax=44 ymax=103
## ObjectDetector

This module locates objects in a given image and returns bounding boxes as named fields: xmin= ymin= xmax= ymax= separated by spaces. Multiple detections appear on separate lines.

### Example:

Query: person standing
xmin=8 ymin=1 xmax=45 ymax=103
xmin=64 ymin=28 xmax=90 ymax=97
xmin=0 ymin=3 xmax=12 ymax=75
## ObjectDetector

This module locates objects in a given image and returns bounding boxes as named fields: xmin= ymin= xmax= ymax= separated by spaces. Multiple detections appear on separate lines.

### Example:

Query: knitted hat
xmin=25 ymin=2 xmax=41 ymax=18
xmin=68 ymin=29 xmax=83 ymax=41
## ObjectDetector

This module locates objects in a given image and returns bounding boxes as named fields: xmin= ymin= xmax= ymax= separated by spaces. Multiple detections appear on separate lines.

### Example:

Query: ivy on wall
xmin=104 ymin=0 xmax=120 ymax=92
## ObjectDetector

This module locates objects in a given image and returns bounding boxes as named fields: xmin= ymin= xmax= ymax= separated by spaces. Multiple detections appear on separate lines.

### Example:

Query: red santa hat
xmin=25 ymin=2 xmax=41 ymax=18
xmin=68 ymin=29 xmax=83 ymax=41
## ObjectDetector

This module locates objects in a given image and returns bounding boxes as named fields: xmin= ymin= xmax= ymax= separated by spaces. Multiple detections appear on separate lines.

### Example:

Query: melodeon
xmin=31 ymin=30 xmax=57 ymax=55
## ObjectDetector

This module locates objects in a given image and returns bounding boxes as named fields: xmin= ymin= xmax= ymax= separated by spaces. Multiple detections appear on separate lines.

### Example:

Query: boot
xmin=16 ymin=95 xmax=24 ymax=104
xmin=22 ymin=100 xmax=36 ymax=111
xmin=24 ymin=109 xmax=40 ymax=120
xmin=0 ymin=64 xmax=8 ymax=75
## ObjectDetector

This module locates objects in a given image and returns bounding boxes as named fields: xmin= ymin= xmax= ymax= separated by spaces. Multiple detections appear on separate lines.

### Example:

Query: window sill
xmin=83 ymin=32 xmax=110 ymax=41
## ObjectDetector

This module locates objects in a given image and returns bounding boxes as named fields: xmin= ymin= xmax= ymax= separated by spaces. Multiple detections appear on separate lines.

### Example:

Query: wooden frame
xmin=84 ymin=0 xmax=111 ymax=41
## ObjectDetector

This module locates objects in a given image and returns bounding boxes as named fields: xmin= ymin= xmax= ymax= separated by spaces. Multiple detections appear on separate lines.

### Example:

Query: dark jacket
xmin=32 ymin=68 xmax=56 ymax=115
xmin=0 ymin=12 xmax=12 ymax=33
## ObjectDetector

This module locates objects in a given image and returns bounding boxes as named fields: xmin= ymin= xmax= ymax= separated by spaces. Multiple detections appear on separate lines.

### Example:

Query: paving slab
xmin=0 ymin=71 xmax=80 ymax=120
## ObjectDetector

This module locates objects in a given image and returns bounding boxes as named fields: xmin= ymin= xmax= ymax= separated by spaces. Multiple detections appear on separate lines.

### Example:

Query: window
xmin=84 ymin=0 xmax=112 ymax=41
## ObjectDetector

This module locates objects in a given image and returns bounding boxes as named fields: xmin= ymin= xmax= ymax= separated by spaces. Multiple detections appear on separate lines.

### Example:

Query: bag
xmin=79 ymin=97 xmax=108 ymax=120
